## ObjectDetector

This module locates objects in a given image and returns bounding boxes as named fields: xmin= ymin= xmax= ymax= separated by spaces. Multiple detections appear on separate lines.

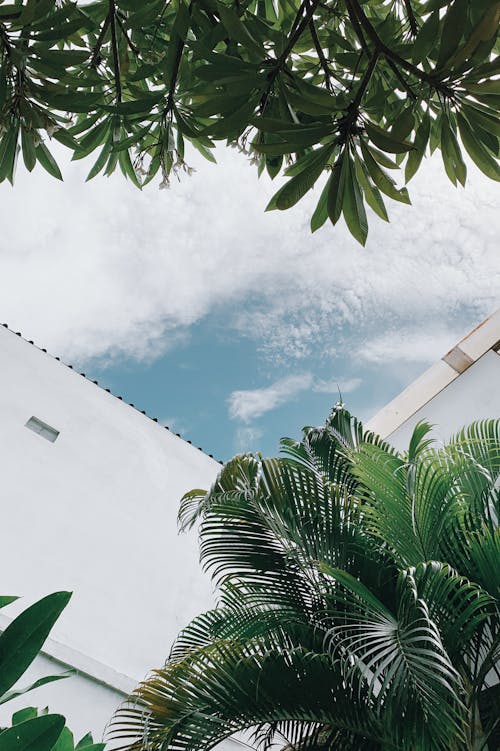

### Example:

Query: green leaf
xmin=441 ymin=116 xmax=466 ymax=186
xmin=457 ymin=112 xmax=500 ymax=181
xmin=21 ymin=130 xmax=37 ymax=172
xmin=354 ymin=154 xmax=389 ymax=222
xmin=461 ymin=102 xmax=500 ymax=138
xmin=11 ymin=708 xmax=37 ymax=726
xmin=318 ymin=562 xmax=393 ymax=617
xmin=342 ymin=155 xmax=368 ymax=245
xmin=327 ymin=152 xmax=348 ymax=225
xmin=364 ymin=121 xmax=413 ymax=154
xmin=0 ymin=591 xmax=71 ymax=697
xmin=437 ymin=0 xmax=468 ymax=69
xmin=391 ymin=109 xmax=415 ymax=142
xmin=360 ymin=140 xmax=411 ymax=204
xmin=51 ymin=726 xmax=74 ymax=751
xmin=217 ymin=5 xmax=263 ymax=59
xmin=447 ymin=2 xmax=500 ymax=70
xmin=412 ymin=11 xmax=440 ymax=63
xmin=0 ymin=597 xmax=18 ymax=610
xmin=310 ymin=175 xmax=331 ymax=233
xmin=118 ymin=148 xmax=141 ymax=188
xmin=163 ymin=0 xmax=191 ymax=88
xmin=86 ymin=142 xmax=112 ymax=181
xmin=0 ymin=673 xmax=71 ymax=706
xmin=0 ymin=715 xmax=65 ymax=751
xmin=266 ymin=142 xmax=334 ymax=211
xmin=405 ymin=111 xmax=431 ymax=183
xmin=35 ymin=142 xmax=63 ymax=180
xmin=0 ymin=125 xmax=19 ymax=184
xmin=75 ymin=733 xmax=93 ymax=749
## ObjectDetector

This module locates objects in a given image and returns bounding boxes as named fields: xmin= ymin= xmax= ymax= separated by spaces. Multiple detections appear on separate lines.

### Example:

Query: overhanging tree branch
xmin=403 ymin=0 xmax=418 ymax=37
xmin=309 ymin=16 xmax=333 ymax=91
xmin=109 ymin=0 xmax=121 ymax=102
xmin=348 ymin=0 xmax=447 ymax=91
xmin=90 ymin=11 xmax=111 ymax=69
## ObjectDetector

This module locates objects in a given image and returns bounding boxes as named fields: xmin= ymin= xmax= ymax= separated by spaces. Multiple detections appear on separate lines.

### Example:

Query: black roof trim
xmin=1 ymin=323 xmax=223 ymax=464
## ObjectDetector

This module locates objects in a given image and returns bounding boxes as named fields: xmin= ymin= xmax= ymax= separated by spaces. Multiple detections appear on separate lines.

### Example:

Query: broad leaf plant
xmin=0 ymin=0 xmax=499 ymax=243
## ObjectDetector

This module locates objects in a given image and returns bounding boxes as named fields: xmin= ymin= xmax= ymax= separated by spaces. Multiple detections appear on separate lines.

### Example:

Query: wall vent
xmin=25 ymin=417 xmax=59 ymax=443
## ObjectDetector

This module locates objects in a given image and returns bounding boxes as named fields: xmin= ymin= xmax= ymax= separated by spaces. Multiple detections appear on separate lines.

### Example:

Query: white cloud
xmin=358 ymin=328 xmax=466 ymax=366
xmin=234 ymin=426 xmax=264 ymax=453
xmin=228 ymin=374 xmax=313 ymax=422
xmin=0 ymin=142 xmax=498 ymax=368
xmin=312 ymin=377 xmax=362 ymax=395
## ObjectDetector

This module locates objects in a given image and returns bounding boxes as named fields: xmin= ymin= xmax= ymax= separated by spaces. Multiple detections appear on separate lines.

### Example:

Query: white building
xmin=367 ymin=308 xmax=500 ymax=447
xmin=1 ymin=308 xmax=499 ymax=746
xmin=0 ymin=323 xmax=223 ymax=743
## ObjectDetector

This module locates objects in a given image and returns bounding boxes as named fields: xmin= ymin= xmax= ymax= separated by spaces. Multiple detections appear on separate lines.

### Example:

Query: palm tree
xmin=113 ymin=406 xmax=499 ymax=751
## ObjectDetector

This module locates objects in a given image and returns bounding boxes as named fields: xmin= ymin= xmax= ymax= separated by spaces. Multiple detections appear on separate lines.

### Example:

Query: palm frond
xmin=112 ymin=642 xmax=383 ymax=751
xmin=319 ymin=563 xmax=467 ymax=749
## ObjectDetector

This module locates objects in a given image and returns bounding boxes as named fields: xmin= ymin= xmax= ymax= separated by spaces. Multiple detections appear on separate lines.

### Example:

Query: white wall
xmin=0 ymin=327 xmax=221 ymax=740
xmin=386 ymin=350 xmax=500 ymax=450
xmin=0 ymin=653 xmax=125 ymax=743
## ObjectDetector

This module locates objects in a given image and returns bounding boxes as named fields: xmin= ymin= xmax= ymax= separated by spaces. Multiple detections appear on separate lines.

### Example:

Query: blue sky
xmin=89 ymin=312 xmax=474 ymax=462
xmin=1 ymin=142 xmax=498 ymax=461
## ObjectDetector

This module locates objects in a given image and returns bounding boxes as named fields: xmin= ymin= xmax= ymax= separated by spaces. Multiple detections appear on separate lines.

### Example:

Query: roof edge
xmin=0 ymin=323 xmax=223 ymax=464
xmin=366 ymin=308 xmax=500 ymax=439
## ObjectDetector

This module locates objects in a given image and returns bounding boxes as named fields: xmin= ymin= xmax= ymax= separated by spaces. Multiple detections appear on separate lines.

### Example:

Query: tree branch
xmin=90 ymin=11 xmax=111 ymax=69
xmin=387 ymin=59 xmax=416 ymax=100
xmin=308 ymin=16 xmax=333 ymax=91
xmin=265 ymin=0 xmax=321 ymax=93
xmin=348 ymin=0 xmax=446 ymax=90
xmin=351 ymin=52 xmax=378 ymax=112
xmin=109 ymin=0 xmax=121 ymax=102
xmin=344 ymin=0 xmax=369 ymax=57
xmin=403 ymin=0 xmax=418 ymax=37
xmin=116 ymin=15 xmax=140 ymax=56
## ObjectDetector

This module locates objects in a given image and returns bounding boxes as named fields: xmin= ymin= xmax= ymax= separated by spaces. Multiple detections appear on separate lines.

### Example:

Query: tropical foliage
xmin=0 ymin=592 xmax=103 ymax=751
xmin=113 ymin=406 xmax=499 ymax=750
xmin=1 ymin=1 xmax=500 ymax=243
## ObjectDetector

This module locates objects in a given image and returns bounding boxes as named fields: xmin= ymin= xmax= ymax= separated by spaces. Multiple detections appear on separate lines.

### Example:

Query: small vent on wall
xmin=25 ymin=417 xmax=59 ymax=443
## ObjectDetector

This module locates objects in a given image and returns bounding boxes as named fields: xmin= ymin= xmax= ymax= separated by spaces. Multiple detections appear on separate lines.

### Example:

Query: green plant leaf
xmin=437 ymin=0 xmax=468 ymax=69
xmin=342 ymin=155 xmax=368 ymax=245
xmin=412 ymin=11 xmax=440 ymax=63
xmin=457 ymin=112 xmax=500 ymax=180
xmin=327 ymin=152 xmax=348 ymax=225
xmin=0 ymin=597 xmax=18 ymax=610
xmin=266 ymin=143 xmax=335 ymax=211
xmin=35 ymin=143 xmax=63 ymax=180
xmin=360 ymin=140 xmax=411 ymax=204
xmin=0 ymin=673 xmax=72 ymax=706
xmin=0 ymin=714 xmax=65 ymax=751
xmin=364 ymin=121 xmax=413 ymax=154
xmin=0 ymin=591 xmax=71 ymax=697
xmin=441 ymin=116 xmax=466 ymax=186
xmin=405 ymin=111 xmax=430 ymax=183
xmin=310 ymin=175 xmax=331 ymax=233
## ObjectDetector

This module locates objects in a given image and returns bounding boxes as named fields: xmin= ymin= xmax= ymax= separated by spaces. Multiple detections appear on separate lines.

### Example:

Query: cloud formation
xmin=228 ymin=373 xmax=362 ymax=422
xmin=228 ymin=374 xmax=313 ymax=422
xmin=0 ymin=143 xmax=498 ymax=370
xmin=358 ymin=328 xmax=467 ymax=366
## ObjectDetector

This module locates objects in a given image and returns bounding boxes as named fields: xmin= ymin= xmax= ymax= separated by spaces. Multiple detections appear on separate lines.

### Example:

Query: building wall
xmin=0 ymin=653 xmax=125 ymax=743
xmin=384 ymin=350 xmax=500 ymax=450
xmin=0 ymin=327 xmax=221 ymax=740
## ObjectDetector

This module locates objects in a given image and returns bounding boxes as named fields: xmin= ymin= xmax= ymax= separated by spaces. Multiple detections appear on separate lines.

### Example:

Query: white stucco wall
xmin=385 ymin=350 xmax=500 ymax=451
xmin=0 ymin=326 xmax=222 ymax=741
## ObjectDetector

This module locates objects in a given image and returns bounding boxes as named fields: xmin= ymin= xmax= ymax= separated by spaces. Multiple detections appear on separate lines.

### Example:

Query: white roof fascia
xmin=0 ymin=612 xmax=136 ymax=696
xmin=366 ymin=308 xmax=500 ymax=439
